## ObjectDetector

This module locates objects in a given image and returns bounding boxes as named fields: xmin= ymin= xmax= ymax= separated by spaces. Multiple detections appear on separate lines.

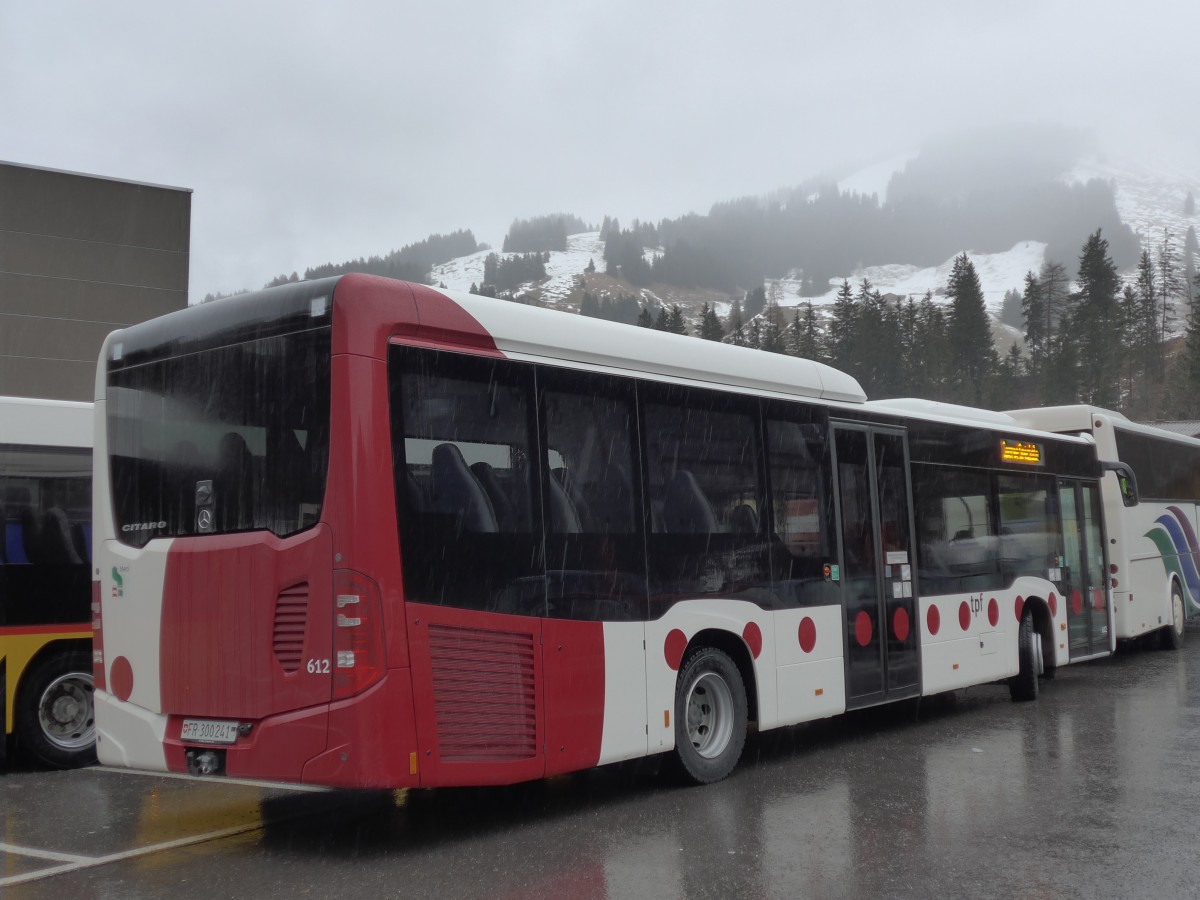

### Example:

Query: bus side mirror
xmin=1103 ymin=462 xmax=1139 ymax=507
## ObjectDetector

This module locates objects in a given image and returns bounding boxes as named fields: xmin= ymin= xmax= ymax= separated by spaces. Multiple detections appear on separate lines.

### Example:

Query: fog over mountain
xmin=5 ymin=2 xmax=1198 ymax=298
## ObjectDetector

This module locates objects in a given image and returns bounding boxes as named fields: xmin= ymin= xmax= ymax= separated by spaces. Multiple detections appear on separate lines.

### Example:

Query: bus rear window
xmin=107 ymin=327 xmax=331 ymax=546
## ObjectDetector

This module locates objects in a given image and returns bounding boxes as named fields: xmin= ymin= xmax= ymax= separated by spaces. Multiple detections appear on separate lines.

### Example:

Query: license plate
xmin=180 ymin=718 xmax=239 ymax=745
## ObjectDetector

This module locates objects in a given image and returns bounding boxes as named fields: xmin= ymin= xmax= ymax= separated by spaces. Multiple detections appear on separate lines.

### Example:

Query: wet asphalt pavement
xmin=4 ymin=631 xmax=1200 ymax=900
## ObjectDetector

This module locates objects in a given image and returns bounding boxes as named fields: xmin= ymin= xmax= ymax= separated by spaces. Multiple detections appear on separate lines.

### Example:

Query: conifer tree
xmin=1179 ymin=272 xmax=1200 ymax=417
xmin=946 ymin=253 xmax=997 ymax=406
xmin=1159 ymin=229 xmax=1182 ymax=344
xmin=727 ymin=299 xmax=747 ymax=346
xmin=637 ymin=304 xmax=654 ymax=328
xmin=653 ymin=307 xmax=670 ymax=332
xmin=1020 ymin=271 xmax=1046 ymax=377
xmin=828 ymin=280 xmax=856 ymax=372
xmin=1070 ymin=229 xmax=1122 ymax=406
xmin=666 ymin=304 xmax=687 ymax=335
xmin=699 ymin=302 xmax=724 ymax=341
xmin=744 ymin=284 xmax=767 ymax=318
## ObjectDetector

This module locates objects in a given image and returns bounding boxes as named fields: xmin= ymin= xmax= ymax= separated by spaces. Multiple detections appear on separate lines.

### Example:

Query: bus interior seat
xmin=663 ymin=470 xmax=718 ymax=534
xmin=72 ymin=522 xmax=92 ymax=565
xmin=729 ymin=503 xmax=759 ymax=534
xmin=431 ymin=442 xmax=498 ymax=533
xmin=4 ymin=487 xmax=34 ymax=565
xmin=404 ymin=468 xmax=428 ymax=514
xmin=40 ymin=507 xmax=83 ymax=565
xmin=546 ymin=473 xmax=582 ymax=534
xmin=471 ymin=461 xmax=520 ymax=532
xmin=552 ymin=467 xmax=593 ymax=530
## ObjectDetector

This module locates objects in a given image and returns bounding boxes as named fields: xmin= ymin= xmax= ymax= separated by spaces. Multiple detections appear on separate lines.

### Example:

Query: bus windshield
xmin=106 ymin=326 xmax=331 ymax=547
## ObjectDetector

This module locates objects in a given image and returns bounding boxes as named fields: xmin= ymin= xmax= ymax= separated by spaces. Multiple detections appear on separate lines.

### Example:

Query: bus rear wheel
xmin=1009 ymin=609 xmax=1040 ymax=702
xmin=17 ymin=650 xmax=97 ymax=769
xmin=672 ymin=647 xmax=747 ymax=784
xmin=1161 ymin=584 xmax=1185 ymax=651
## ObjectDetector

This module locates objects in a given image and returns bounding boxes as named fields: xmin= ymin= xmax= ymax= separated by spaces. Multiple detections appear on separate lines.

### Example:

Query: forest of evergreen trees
xmin=264 ymin=229 xmax=480 ymax=287
xmin=643 ymin=225 xmax=1200 ymax=419
xmin=503 ymin=214 xmax=591 ymax=253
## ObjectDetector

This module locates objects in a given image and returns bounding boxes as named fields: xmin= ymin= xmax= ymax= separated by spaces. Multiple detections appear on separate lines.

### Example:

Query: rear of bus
xmin=93 ymin=277 xmax=418 ymax=787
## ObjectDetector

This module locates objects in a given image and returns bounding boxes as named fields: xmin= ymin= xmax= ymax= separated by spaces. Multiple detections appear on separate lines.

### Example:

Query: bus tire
xmin=1161 ymin=583 xmax=1185 ymax=651
xmin=16 ymin=650 xmax=97 ymax=769
xmin=1009 ymin=610 xmax=1039 ymax=702
xmin=672 ymin=647 xmax=748 ymax=785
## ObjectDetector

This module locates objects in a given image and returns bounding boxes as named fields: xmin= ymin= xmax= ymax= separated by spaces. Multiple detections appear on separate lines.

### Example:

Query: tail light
xmin=92 ymin=580 xmax=106 ymax=691
xmin=333 ymin=569 xmax=385 ymax=700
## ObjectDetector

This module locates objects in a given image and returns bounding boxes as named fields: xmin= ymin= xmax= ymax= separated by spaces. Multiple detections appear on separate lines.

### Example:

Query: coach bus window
xmin=765 ymin=415 xmax=837 ymax=608
xmin=997 ymin=474 xmax=1060 ymax=584
xmin=107 ymin=329 xmax=331 ymax=546
xmin=642 ymin=386 xmax=770 ymax=611
xmin=540 ymin=370 xmax=647 ymax=621
xmin=390 ymin=346 xmax=544 ymax=615
xmin=912 ymin=465 xmax=1000 ymax=595
xmin=0 ymin=445 xmax=92 ymax=627
xmin=1114 ymin=428 xmax=1200 ymax=501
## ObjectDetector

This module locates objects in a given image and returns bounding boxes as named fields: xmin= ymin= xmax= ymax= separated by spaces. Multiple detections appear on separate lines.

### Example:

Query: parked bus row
xmin=7 ymin=274 xmax=1200 ymax=782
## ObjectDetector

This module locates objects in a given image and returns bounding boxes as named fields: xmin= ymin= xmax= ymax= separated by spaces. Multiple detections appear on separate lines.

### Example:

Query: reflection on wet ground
xmin=4 ymin=635 xmax=1200 ymax=899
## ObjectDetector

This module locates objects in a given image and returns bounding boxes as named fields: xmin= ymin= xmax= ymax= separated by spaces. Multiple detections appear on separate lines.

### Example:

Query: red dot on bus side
xmin=988 ymin=598 xmax=999 ymax=627
xmin=110 ymin=656 xmax=134 ymax=703
xmin=927 ymin=605 xmax=940 ymax=636
xmin=742 ymin=622 xmax=763 ymax=659
xmin=855 ymin=611 xmax=873 ymax=647
xmin=798 ymin=617 xmax=817 ymax=653
xmin=893 ymin=607 xmax=910 ymax=642
xmin=959 ymin=601 xmax=971 ymax=631
xmin=1048 ymin=593 xmax=1058 ymax=617
xmin=664 ymin=629 xmax=688 ymax=671
xmin=1071 ymin=589 xmax=1083 ymax=616
xmin=1014 ymin=596 xmax=1025 ymax=622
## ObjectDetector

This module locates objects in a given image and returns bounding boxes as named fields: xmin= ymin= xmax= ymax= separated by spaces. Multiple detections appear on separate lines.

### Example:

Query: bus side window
xmin=765 ymin=415 xmax=835 ymax=609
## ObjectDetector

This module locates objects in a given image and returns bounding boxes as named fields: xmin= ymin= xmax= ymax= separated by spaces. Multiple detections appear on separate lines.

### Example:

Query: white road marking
xmin=0 ymin=821 xmax=268 ymax=889
xmin=0 ymin=768 xmax=336 ymax=889
xmin=0 ymin=842 xmax=91 ymax=864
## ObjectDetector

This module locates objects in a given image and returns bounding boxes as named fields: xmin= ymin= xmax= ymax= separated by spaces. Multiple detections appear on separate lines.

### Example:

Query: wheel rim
xmin=1173 ymin=590 xmax=1185 ymax=637
xmin=685 ymin=671 xmax=734 ymax=759
xmin=38 ymin=672 xmax=95 ymax=751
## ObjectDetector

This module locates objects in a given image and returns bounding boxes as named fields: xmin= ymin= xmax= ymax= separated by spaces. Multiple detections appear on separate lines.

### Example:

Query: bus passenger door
xmin=1059 ymin=480 xmax=1111 ymax=659
xmin=833 ymin=423 xmax=921 ymax=708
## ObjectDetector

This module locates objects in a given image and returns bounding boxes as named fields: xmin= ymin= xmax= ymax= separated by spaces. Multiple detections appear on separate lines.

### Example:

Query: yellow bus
xmin=1 ymin=395 xmax=94 ymax=768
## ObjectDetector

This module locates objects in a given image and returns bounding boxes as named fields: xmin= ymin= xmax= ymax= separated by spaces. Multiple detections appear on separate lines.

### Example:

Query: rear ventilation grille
xmin=272 ymin=583 xmax=309 ymax=673
xmin=428 ymin=624 xmax=537 ymax=762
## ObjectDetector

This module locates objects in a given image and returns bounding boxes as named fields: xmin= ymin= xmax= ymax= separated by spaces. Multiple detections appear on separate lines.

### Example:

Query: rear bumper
xmin=99 ymin=668 xmax=419 ymax=789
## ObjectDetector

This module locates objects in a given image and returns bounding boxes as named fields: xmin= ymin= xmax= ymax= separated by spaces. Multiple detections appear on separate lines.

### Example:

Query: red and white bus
xmin=93 ymin=275 xmax=1112 ymax=787
xmin=1008 ymin=405 xmax=1199 ymax=650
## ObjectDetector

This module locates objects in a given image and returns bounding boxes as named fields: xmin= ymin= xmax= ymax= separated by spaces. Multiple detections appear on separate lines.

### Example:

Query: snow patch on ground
xmin=765 ymin=241 xmax=1047 ymax=315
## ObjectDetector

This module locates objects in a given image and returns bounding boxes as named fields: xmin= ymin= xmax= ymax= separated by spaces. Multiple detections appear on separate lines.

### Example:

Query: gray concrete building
xmin=0 ymin=161 xmax=191 ymax=401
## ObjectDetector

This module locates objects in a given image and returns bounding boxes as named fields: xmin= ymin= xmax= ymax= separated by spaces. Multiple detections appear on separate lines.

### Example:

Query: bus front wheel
xmin=672 ymin=647 xmax=748 ymax=784
xmin=1161 ymin=584 xmax=1185 ymax=651
xmin=1009 ymin=610 xmax=1040 ymax=702
xmin=17 ymin=650 xmax=97 ymax=769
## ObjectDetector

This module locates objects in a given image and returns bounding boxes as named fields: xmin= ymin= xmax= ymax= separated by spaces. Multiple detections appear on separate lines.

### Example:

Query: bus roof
xmin=0 ymin=395 xmax=92 ymax=448
xmin=440 ymin=285 xmax=868 ymax=405
xmin=1007 ymin=404 xmax=1200 ymax=448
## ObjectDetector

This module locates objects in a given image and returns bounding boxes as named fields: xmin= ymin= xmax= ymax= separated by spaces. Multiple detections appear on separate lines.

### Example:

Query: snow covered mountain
xmin=429 ymin=150 xmax=1199 ymax=342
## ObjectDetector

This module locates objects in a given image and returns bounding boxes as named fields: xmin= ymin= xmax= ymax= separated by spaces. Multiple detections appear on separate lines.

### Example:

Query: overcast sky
xmin=4 ymin=1 xmax=1198 ymax=298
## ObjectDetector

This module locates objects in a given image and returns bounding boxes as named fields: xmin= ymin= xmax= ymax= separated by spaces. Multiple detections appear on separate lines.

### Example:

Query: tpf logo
xmin=111 ymin=567 xmax=124 ymax=599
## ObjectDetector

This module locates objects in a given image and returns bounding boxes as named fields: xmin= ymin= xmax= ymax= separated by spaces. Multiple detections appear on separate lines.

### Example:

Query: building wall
xmin=0 ymin=162 xmax=191 ymax=401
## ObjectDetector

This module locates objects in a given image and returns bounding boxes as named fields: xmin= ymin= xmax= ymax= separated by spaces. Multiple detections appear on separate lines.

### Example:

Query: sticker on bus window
xmin=886 ymin=551 xmax=908 ymax=566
